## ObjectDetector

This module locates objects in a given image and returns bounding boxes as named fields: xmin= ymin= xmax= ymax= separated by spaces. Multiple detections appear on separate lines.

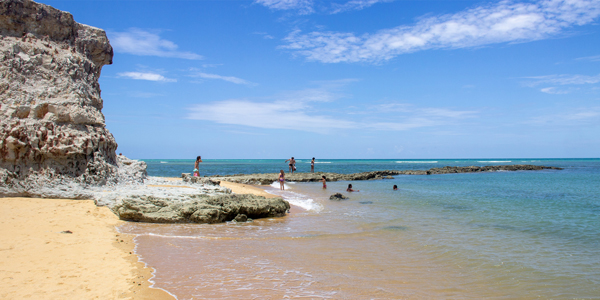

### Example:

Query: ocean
xmin=119 ymin=159 xmax=600 ymax=299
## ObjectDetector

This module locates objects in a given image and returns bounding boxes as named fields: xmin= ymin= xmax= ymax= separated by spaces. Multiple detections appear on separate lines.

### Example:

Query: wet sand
xmin=0 ymin=197 xmax=174 ymax=300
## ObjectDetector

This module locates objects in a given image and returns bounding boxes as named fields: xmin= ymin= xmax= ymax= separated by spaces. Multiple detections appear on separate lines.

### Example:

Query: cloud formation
xmin=117 ymin=72 xmax=176 ymax=82
xmin=187 ymin=83 xmax=477 ymax=132
xmin=191 ymin=72 xmax=256 ymax=86
xmin=255 ymin=0 xmax=314 ymax=14
xmin=281 ymin=0 xmax=600 ymax=63
xmin=525 ymin=73 xmax=600 ymax=85
xmin=330 ymin=0 xmax=392 ymax=14
xmin=255 ymin=0 xmax=389 ymax=14
xmin=111 ymin=28 xmax=203 ymax=60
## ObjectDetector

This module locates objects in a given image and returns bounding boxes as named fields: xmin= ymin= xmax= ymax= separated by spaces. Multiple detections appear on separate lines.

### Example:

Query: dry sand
xmin=0 ymin=197 xmax=174 ymax=300
xmin=0 ymin=179 xmax=298 ymax=299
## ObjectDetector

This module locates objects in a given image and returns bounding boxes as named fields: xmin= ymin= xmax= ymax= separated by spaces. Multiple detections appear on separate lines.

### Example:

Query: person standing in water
xmin=279 ymin=170 xmax=285 ymax=190
xmin=393 ymin=185 xmax=398 ymax=190
xmin=285 ymin=157 xmax=296 ymax=174
xmin=321 ymin=175 xmax=327 ymax=189
xmin=311 ymin=157 xmax=315 ymax=173
xmin=193 ymin=156 xmax=202 ymax=177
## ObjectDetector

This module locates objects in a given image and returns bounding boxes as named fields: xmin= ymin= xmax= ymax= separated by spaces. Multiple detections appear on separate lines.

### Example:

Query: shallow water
xmin=121 ymin=158 xmax=600 ymax=299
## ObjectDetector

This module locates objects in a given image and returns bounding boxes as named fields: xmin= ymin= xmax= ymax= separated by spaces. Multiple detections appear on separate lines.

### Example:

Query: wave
xmin=477 ymin=161 xmax=511 ymax=163
xmin=270 ymin=181 xmax=293 ymax=190
xmin=160 ymin=161 xmax=168 ymax=164
xmin=313 ymin=162 xmax=331 ymax=164
xmin=396 ymin=161 xmax=438 ymax=163
xmin=265 ymin=187 xmax=323 ymax=212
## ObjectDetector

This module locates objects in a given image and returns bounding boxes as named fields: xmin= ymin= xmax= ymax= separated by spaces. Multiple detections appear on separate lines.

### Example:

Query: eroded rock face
xmin=0 ymin=0 xmax=122 ymax=197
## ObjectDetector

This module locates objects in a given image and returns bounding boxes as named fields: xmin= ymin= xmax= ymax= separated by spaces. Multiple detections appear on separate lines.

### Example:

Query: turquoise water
xmin=124 ymin=158 xmax=600 ymax=299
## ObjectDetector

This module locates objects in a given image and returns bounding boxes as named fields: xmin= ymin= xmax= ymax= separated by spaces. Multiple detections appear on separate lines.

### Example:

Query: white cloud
xmin=253 ymin=32 xmax=275 ymax=39
xmin=540 ymin=87 xmax=570 ymax=94
xmin=576 ymin=54 xmax=600 ymax=61
xmin=254 ymin=0 xmax=314 ymax=14
xmin=187 ymin=83 xmax=478 ymax=132
xmin=191 ymin=72 xmax=256 ymax=86
xmin=110 ymin=28 xmax=203 ymax=60
xmin=527 ymin=107 xmax=600 ymax=125
xmin=330 ymin=0 xmax=392 ymax=14
xmin=117 ymin=72 xmax=176 ymax=82
xmin=525 ymin=73 xmax=600 ymax=85
xmin=281 ymin=0 xmax=600 ymax=63
xmin=188 ymin=99 xmax=357 ymax=131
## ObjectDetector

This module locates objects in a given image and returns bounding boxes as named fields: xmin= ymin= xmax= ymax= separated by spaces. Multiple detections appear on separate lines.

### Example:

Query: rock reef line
xmin=210 ymin=165 xmax=563 ymax=185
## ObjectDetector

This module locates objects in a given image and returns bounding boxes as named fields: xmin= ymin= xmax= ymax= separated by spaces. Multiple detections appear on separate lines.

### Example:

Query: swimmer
xmin=279 ymin=170 xmax=285 ymax=190
xmin=347 ymin=184 xmax=359 ymax=192
xmin=393 ymin=185 xmax=398 ymax=190
xmin=321 ymin=175 xmax=327 ymax=189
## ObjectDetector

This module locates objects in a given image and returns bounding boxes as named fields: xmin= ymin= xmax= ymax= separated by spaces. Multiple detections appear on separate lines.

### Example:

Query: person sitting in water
xmin=393 ymin=185 xmax=398 ymax=190
xmin=321 ymin=175 xmax=327 ymax=189
xmin=279 ymin=170 xmax=285 ymax=190
xmin=347 ymin=184 xmax=359 ymax=192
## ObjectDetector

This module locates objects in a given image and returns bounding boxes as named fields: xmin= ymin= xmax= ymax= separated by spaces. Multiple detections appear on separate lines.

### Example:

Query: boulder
xmin=329 ymin=193 xmax=348 ymax=201
xmin=112 ymin=194 xmax=290 ymax=224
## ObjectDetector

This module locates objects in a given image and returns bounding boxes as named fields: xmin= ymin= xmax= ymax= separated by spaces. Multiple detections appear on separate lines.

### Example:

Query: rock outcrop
xmin=329 ymin=193 xmax=348 ymax=201
xmin=0 ymin=0 xmax=128 ymax=197
xmin=112 ymin=194 xmax=290 ymax=224
xmin=210 ymin=165 xmax=563 ymax=185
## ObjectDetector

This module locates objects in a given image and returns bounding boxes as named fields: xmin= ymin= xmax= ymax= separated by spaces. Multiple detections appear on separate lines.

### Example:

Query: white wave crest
xmin=270 ymin=181 xmax=293 ymax=190
xmin=396 ymin=161 xmax=438 ymax=163
xmin=477 ymin=161 xmax=511 ymax=163
xmin=265 ymin=189 xmax=323 ymax=212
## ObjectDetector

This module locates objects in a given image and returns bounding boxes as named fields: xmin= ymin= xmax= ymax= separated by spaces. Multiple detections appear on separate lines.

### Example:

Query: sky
xmin=42 ymin=0 xmax=600 ymax=159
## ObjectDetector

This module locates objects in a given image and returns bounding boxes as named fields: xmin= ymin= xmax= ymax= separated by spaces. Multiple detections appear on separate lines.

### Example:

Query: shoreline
xmin=0 ymin=197 xmax=174 ymax=300
xmin=0 ymin=180 xmax=301 ymax=299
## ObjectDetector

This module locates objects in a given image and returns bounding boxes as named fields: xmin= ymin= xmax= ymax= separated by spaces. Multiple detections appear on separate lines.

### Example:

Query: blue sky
xmin=44 ymin=0 xmax=600 ymax=159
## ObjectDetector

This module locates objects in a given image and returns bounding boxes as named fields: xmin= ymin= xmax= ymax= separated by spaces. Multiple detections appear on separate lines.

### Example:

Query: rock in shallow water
xmin=112 ymin=194 xmax=290 ymax=224
xmin=329 ymin=193 xmax=348 ymax=201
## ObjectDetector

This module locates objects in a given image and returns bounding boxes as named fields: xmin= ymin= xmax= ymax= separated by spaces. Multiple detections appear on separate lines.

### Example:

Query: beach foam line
xmin=478 ymin=161 xmax=511 ymax=163
xmin=396 ymin=161 xmax=438 ymax=163
xmin=265 ymin=187 xmax=323 ymax=212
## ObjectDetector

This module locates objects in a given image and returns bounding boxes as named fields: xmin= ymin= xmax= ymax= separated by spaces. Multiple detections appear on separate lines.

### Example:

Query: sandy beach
xmin=0 ymin=197 xmax=174 ymax=300
xmin=0 ymin=180 xmax=294 ymax=299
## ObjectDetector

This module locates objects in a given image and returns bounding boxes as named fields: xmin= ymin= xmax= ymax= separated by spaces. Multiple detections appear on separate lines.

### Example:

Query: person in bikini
xmin=347 ymin=184 xmax=359 ymax=192
xmin=279 ymin=170 xmax=285 ymax=190
xmin=321 ymin=175 xmax=327 ymax=189
xmin=311 ymin=157 xmax=315 ymax=173
xmin=285 ymin=157 xmax=296 ymax=174
xmin=193 ymin=155 xmax=202 ymax=177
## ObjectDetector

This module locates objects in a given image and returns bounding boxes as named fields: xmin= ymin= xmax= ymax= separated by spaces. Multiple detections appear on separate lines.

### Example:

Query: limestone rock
xmin=112 ymin=194 xmax=290 ymax=224
xmin=0 ymin=0 xmax=138 ymax=198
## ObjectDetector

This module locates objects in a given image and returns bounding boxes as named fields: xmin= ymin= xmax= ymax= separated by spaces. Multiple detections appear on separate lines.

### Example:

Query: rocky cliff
xmin=0 ymin=0 xmax=127 ymax=197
